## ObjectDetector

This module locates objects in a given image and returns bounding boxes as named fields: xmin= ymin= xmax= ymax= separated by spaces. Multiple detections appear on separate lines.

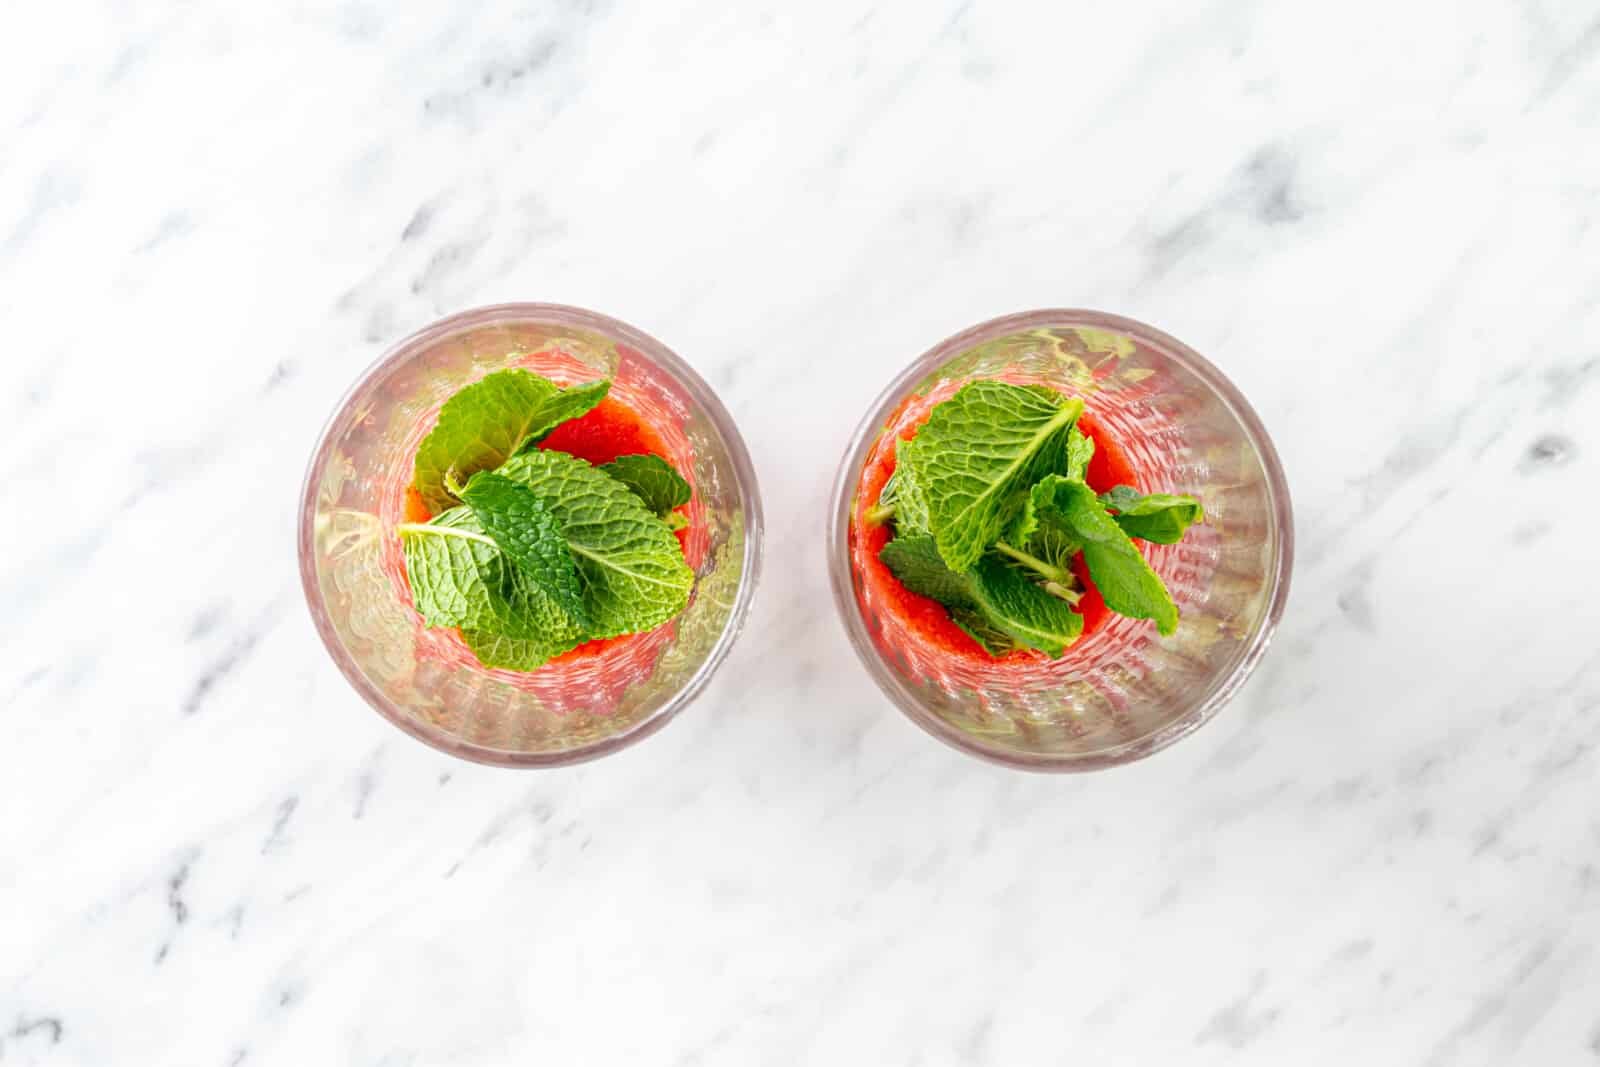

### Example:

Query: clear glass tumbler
xmin=828 ymin=310 xmax=1292 ymax=771
xmin=299 ymin=304 xmax=762 ymax=767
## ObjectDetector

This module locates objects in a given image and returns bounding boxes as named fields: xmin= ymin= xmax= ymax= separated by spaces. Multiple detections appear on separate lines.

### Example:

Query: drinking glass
xmin=300 ymin=304 xmax=762 ymax=767
xmin=828 ymin=310 xmax=1292 ymax=770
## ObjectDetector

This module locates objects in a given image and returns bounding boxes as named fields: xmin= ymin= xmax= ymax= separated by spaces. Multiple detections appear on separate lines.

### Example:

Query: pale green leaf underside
xmin=496 ymin=449 xmax=694 ymax=638
xmin=460 ymin=628 xmax=581 ymax=671
xmin=902 ymin=380 xmax=1083 ymax=572
xmin=879 ymin=438 xmax=932 ymax=534
xmin=599 ymin=453 xmax=692 ymax=516
xmin=413 ymin=369 xmax=560 ymax=513
xmin=400 ymin=507 xmax=588 ymax=655
xmin=1065 ymin=426 xmax=1095 ymax=480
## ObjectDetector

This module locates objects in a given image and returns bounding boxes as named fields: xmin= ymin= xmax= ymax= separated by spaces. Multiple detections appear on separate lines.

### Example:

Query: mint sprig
xmin=400 ymin=369 xmax=694 ymax=671
xmin=871 ymin=379 xmax=1202 ymax=656
xmin=1027 ymin=476 xmax=1178 ymax=634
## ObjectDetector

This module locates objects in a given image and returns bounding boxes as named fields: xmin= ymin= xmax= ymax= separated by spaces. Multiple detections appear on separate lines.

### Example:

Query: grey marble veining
xmin=3 ymin=1 xmax=1599 ymax=1064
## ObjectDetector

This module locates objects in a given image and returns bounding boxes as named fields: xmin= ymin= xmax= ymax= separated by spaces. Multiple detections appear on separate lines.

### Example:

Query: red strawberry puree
xmin=849 ymin=389 xmax=1138 ymax=668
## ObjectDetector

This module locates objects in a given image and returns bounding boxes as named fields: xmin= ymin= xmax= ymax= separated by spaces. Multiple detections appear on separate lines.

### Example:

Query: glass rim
xmin=298 ymin=302 xmax=764 ymax=768
xmin=826 ymin=308 xmax=1295 ymax=772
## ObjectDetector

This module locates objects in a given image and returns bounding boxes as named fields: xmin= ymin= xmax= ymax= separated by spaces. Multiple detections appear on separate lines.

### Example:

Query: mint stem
xmin=396 ymin=521 xmax=497 ymax=549
xmin=864 ymin=502 xmax=897 ymax=526
xmin=994 ymin=541 xmax=1071 ymax=585
xmin=1043 ymin=580 xmax=1084 ymax=606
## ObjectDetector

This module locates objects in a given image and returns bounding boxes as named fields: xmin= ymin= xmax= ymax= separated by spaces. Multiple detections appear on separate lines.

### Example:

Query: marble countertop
xmin=5 ymin=2 xmax=1599 ymax=1064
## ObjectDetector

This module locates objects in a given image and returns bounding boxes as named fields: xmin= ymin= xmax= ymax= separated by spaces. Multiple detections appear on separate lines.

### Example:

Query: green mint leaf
xmin=951 ymin=608 xmax=1018 ymax=657
xmin=901 ymin=381 xmax=1083 ymax=571
xmin=496 ymin=449 xmax=694 ymax=638
xmin=458 ymin=472 xmax=590 ymax=629
xmin=879 ymin=534 xmax=1083 ymax=657
xmin=993 ymin=426 xmax=1093 ymax=548
xmin=1099 ymin=485 xmax=1204 ymax=544
xmin=413 ymin=369 xmax=560 ymax=513
xmin=878 ymin=534 xmax=979 ymax=610
xmin=1002 ymin=489 xmax=1040 ymax=548
xmin=1030 ymin=476 xmax=1178 ymax=635
xmin=968 ymin=555 xmax=1084 ymax=656
xmin=879 ymin=439 xmax=932 ymax=533
xmin=460 ymin=628 xmax=581 ymax=671
xmin=598 ymin=454 xmax=691 ymax=517
xmin=400 ymin=508 xmax=495 ymax=628
xmin=399 ymin=507 xmax=588 ymax=656
xmin=1065 ymin=426 xmax=1095 ymax=480
xmin=513 ymin=379 xmax=612 ymax=453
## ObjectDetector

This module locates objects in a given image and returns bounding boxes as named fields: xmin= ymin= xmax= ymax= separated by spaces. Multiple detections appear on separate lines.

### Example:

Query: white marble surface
xmin=4 ymin=1 xmax=1600 ymax=1063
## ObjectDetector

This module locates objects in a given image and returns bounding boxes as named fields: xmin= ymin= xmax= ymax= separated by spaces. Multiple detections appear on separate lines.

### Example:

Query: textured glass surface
xmin=829 ymin=310 xmax=1292 ymax=770
xmin=300 ymin=305 xmax=762 ymax=767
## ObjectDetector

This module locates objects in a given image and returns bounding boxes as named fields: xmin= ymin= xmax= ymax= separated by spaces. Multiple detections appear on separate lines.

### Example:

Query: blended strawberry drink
xmin=828 ymin=311 xmax=1292 ymax=771
xmin=302 ymin=303 xmax=764 ymax=765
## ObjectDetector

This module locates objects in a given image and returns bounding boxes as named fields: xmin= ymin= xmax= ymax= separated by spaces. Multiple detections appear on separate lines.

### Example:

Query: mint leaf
xmin=513 ymin=379 xmax=611 ymax=453
xmin=879 ymin=535 xmax=1084 ymax=657
xmin=1065 ymin=426 xmax=1095 ymax=480
xmin=951 ymin=608 xmax=1018 ymax=657
xmin=400 ymin=508 xmax=495 ymax=628
xmin=412 ymin=369 xmax=560 ymax=513
xmin=878 ymin=534 xmax=979 ymax=610
xmin=399 ymin=507 xmax=588 ymax=655
xmin=460 ymin=628 xmax=579 ymax=671
xmin=599 ymin=454 xmax=691 ymax=517
xmin=496 ymin=449 xmax=693 ymax=638
xmin=458 ymin=472 xmax=589 ymax=629
xmin=968 ymin=555 xmax=1084 ymax=656
xmin=878 ymin=439 xmax=932 ymax=533
xmin=901 ymin=381 xmax=1083 ymax=571
xmin=1030 ymin=476 xmax=1178 ymax=635
xmin=1001 ymin=488 xmax=1040 ymax=548
xmin=1099 ymin=485 xmax=1204 ymax=544
xmin=998 ymin=426 xmax=1094 ymax=547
